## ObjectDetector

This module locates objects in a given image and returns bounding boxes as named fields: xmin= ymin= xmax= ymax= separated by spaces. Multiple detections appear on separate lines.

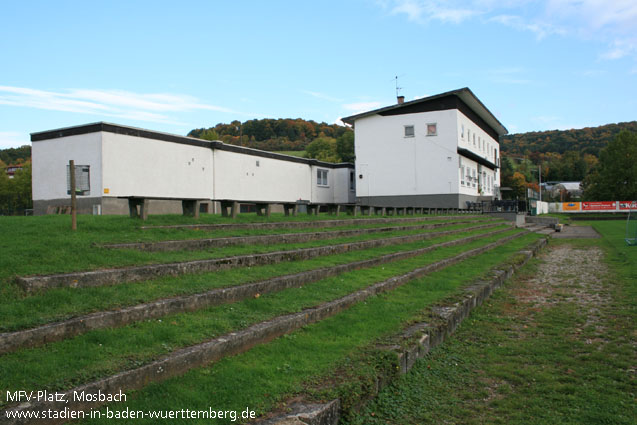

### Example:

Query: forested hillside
xmin=188 ymin=118 xmax=350 ymax=152
xmin=501 ymin=121 xmax=637 ymax=156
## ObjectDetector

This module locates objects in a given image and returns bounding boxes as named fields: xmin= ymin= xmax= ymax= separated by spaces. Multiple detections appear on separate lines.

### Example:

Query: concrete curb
xmin=104 ymin=219 xmax=493 ymax=252
xmin=253 ymin=237 xmax=547 ymax=425
xmin=0 ymin=233 xmax=525 ymax=425
xmin=14 ymin=223 xmax=505 ymax=293
xmin=0 ymin=226 xmax=511 ymax=354
xmin=139 ymin=215 xmax=482 ymax=231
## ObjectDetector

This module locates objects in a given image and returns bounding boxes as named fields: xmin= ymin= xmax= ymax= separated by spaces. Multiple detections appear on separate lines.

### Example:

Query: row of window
xmin=404 ymin=123 xmax=437 ymax=138
xmin=460 ymin=166 xmax=494 ymax=192
xmin=460 ymin=124 xmax=497 ymax=159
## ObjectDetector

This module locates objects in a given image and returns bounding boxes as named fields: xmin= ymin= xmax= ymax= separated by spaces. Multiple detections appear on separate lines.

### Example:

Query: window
xmin=461 ymin=124 xmax=464 ymax=138
xmin=349 ymin=171 xmax=355 ymax=191
xmin=461 ymin=165 xmax=465 ymax=186
xmin=472 ymin=169 xmax=476 ymax=187
xmin=473 ymin=134 xmax=476 ymax=146
xmin=317 ymin=169 xmax=328 ymax=186
xmin=427 ymin=123 xmax=437 ymax=136
xmin=404 ymin=125 xmax=415 ymax=138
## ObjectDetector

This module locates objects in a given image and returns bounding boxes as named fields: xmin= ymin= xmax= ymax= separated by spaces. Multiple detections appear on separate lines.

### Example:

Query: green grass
xmin=347 ymin=221 xmax=636 ymax=425
xmin=0 ymin=215 xmax=491 ymax=284
xmin=0 ymin=229 xmax=525 ymax=397
xmin=67 ymin=233 xmax=541 ymax=424
xmin=0 ymin=224 xmax=513 ymax=332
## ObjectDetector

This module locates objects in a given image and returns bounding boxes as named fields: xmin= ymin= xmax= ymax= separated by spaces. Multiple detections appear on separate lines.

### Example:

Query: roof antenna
xmin=394 ymin=75 xmax=405 ymax=104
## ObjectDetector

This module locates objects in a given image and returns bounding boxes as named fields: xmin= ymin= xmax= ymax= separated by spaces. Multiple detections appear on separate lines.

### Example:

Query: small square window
xmin=404 ymin=125 xmax=415 ymax=138
xmin=426 ymin=123 xmax=437 ymax=136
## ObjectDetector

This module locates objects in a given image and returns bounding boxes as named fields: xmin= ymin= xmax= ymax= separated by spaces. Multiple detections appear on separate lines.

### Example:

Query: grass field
xmin=348 ymin=220 xmax=636 ymax=425
xmin=0 ymin=212 xmax=550 ymax=424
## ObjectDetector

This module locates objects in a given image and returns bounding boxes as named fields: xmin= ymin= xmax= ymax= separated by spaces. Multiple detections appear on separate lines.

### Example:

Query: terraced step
xmin=15 ymin=222 xmax=505 ymax=292
xmin=0 ymin=227 xmax=512 ymax=354
xmin=140 ymin=215 xmax=483 ymax=231
xmin=104 ymin=218 xmax=493 ymax=252
xmin=0 ymin=231 xmax=526 ymax=424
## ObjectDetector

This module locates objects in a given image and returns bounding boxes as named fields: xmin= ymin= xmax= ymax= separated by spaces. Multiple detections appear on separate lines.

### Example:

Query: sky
xmin=1 ymin=0 xmax=636 ymax=149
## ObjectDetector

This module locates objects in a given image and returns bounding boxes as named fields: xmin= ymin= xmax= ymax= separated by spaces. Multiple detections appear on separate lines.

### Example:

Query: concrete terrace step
xmin=139 ymin=215 xmax=485 ymax=231
xmin=0 ymin=227 xmax=514 ymax=354
xmin=15 ymin=222 xmax=506 ymax=292
xmin=0 ymin=231 xmax=526 ymax=425
xmin=104 ymin=218 xmax=496 ymax=252
xmin=256 ymin=238 xmax=548 ymax=425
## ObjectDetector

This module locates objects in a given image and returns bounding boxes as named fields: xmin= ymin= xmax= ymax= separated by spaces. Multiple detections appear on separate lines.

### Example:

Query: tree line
xmin=500 ymin=130 xmax=637 ymax=202
xmin=188 ymin=118 xmax=352 ymax=155
xmin=501 ymin=121 xmax=637 ymax=157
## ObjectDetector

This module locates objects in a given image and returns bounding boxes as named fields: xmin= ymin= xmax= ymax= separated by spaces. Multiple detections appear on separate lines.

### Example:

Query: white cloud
xmin=389 ymin=0 xmax=481 ymax=24
xmin=0 ymin=86 xmax=236 ymax=125
xmin=0 ymin=131 xmax=29 ymax=150
xmin=382 ymin=0 xmax=637 ymax=59
xmin=342 ymin=101 xmax=383 ymax=113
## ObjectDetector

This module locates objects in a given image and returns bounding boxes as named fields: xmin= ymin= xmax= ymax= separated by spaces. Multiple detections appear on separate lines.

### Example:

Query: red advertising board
xmin=619 ymin=201 xmax=637 ymax=210
xmin=582 ymin=201 xmax=616 ymax=211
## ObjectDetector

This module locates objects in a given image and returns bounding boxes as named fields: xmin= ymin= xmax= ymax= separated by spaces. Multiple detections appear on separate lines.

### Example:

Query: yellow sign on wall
xmin=103 ymin=188 xmax=110 ymax=194
xmin=562 ymin=202 xmax=580 ymax=211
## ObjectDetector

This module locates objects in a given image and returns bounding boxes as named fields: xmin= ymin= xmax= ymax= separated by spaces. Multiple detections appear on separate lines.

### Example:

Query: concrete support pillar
xmin=256 ymin=203 xmax=271 ymax=217
xmin=128 ymin=198 xmax=149 ymax=220
xmin=307 ymin=204 xmax=319 ymax=215
xmin=232 ymin=201 xmax=239 ymax=218
xmin=346 ymin=205 xmax=356 ymax=216
xmin=283 ymin=204 xmax=298 ymax=216
xmin=220 ymin=201 xmax=232 ymax=217
xmin=182 ymin=200 xmax=200 ymax=219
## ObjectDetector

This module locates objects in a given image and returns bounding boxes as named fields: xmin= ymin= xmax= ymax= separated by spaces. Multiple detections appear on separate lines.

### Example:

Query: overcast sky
xmin=1 ymin=0 xmax=636 ymax=148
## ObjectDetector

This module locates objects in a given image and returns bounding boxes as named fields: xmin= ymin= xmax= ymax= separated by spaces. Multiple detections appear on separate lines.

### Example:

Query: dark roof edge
xmin=341 ymin=87 xmax=507 ymax=135
xmin=30 ymin=122 xmax=353 ymax=169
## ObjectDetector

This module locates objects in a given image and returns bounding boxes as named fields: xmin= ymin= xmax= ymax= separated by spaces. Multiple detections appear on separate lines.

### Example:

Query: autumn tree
xmin=511 ymin=172 xmax=527 ymax=199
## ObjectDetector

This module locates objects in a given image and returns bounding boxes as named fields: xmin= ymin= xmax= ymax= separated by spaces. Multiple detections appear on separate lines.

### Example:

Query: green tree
xmin=336 ymin=131 xmax=355 ymax=163
xmin=500 ymin=156 xmax=514 ymax=188
xmin=304 ymin=137 xmax=340 ymax=163
xmin=198 ymin=129 xmax=219 ymax=141
xmin=582 ymin=131 xmax=637 ymax=201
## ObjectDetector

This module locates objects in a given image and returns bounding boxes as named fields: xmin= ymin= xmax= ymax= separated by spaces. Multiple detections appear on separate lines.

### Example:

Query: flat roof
xmin=341 ymin=87 xmax=508 ymax=137
xmin=31 ymin=122 xmax=353 ymax=169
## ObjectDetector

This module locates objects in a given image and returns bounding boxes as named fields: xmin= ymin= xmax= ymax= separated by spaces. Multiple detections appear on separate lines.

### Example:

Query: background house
xmin=342 ymin=88 xmax=508 ymax=209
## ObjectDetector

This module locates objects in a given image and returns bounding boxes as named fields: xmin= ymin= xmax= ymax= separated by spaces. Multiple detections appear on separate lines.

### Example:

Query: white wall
xmin=101 ymin=132 xmax=213 ymax=199
xmin=457 ymin=110 xmax=500 ymax=189
xmin=32 ymin=133 xmax=103 ymax=201
xmin=355 ymin=109 xmax=460 ymax=197
xmin=213 ymin=150 xmax=311 ymax=203
xmin=33 ymin=127 xmax=355 ymax=208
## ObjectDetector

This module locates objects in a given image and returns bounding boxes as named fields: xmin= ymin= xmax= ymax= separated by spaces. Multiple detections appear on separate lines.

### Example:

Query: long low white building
xmin=31 ymin=122 xmax=355 ymax=215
